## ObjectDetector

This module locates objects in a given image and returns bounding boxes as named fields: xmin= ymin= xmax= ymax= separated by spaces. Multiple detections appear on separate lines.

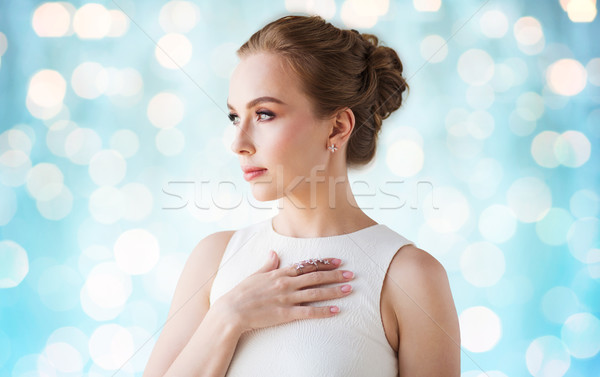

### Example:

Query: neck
xmin=272 ymin=170 xmax=376 ymax=238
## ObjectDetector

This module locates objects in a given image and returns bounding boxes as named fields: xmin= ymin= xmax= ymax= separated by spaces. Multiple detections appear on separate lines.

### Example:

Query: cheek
xmin=267 ymin=118 xmax=311 ymax=154
xmin=285 ymin=136 xmax=328 ymax=182
xmin=262 ymin=114 xmax=327 ymax=175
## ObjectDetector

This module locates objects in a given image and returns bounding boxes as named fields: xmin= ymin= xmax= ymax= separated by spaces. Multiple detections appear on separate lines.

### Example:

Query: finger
xmin=292 ymin=284 xmax=352 ymax=304
xmin=292 ymin=268 xmax=353 ymax=290
xmin=254 ymin=250 xmax=279 ymax=274
xmin=285 ymin=258 xmax=341 ymax=277
xmin=289 ymin=304 xmax=340 ymax=320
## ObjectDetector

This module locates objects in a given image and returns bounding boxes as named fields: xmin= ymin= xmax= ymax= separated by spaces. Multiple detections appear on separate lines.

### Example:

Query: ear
xmin=327 ymin=107 xmax=355 ymax=149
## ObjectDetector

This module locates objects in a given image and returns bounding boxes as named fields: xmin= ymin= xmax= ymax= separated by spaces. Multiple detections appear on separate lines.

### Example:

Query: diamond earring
xmin=328 ymin=144 xmax=338 ymax=153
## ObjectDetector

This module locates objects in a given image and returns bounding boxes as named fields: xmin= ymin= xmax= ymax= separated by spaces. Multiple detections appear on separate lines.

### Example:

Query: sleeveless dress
xmin=209 ymin=216 xmax=415 ymax=377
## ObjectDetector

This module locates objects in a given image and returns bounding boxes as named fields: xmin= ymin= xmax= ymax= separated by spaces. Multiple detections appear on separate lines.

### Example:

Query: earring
xmin=328 ymin=144 xmax=338 ymax=153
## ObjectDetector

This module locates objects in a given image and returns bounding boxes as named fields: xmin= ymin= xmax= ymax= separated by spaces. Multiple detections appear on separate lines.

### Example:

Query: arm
xmin=387 ymin=245 xmax=461 ymax=376
xmin=164 ymin=302 xmax=242 ymax=376
xmin=143 ymin=230 xmax=238 ymax=377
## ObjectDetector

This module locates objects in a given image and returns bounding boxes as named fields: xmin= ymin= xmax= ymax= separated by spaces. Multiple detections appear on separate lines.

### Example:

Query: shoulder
xmin=388 ymin=244 xmax=448 ymax=291
xmin=142 ymin=230 xmax=237 ymax=375
xmin=190 ymin=230 xmax=237 ymax=261
xmin=385 ymin=244 xmax=456 ymax=328
xmin=189 ymin=230 xmax=237 ymax=273
xmin=188 ymin=220 xmax=264 ymax=273
xmin=184 ymin=230 xmax=237 ymax=299
xmin=385 ymin=244 xmax=461 ymax=374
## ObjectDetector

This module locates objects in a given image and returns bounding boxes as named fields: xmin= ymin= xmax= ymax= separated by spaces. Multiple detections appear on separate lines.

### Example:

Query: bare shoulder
xmin=189 ymin=231 xmax=237 ymax=273
xmin=187 ymin=230 xmax=237 ymax=301
xmin=385 ymin=244 xmax=461 ymax=375
xmin=385 ymin=244 xmax=455 ymax=320
xmin=166 ymin=229 xmax=237 ymax=321
xmin=142 ymin=230 xmax=236 ymax=376
xmin=387 ymin=244 xmax=449 ymax=293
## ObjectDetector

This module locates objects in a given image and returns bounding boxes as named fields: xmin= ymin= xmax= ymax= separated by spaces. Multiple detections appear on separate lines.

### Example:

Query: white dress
xmin=209 ymin=216 xmax=415 ymax=377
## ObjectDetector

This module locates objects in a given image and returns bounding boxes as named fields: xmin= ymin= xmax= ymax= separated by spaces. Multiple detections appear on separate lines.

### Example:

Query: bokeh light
xmin=159 ymin=1 xmax=201 ymax=33
xmin=26 ymin=162 xmax=64 ymax=201
xmin=26 ymin=69 xmax=66 ymax=120
xmin=460 ymin=242 xmax=506 ymax=287
xmin=88 ymin=150 xmax=127 ymax=186
xmin=459 ymin=306 xmax=502 ymax=352
xmin=547 ymin=58 xmax=588 ymax=96
xmin=506 ymin=177 xmax=552 ymax=223
xmin=73 ymin=3 xmax=111 ymax=39
xmin=156 ymin=128 xmax=185 ymax=156
xmin=110 ymin=129 xmax=140 ymax=158
xmin=587 ymin=57 xmax=600 ymax=85
xmin=541 ymin=286 xmax=581 ymax=324
xmin=65 ymin=127 xmax=103 ymax=165
xmin=32 ymin=3 xmax=73 ymax=38
xmin=423 ymin=186 xmax=470 ymax=233
xmin=71 ymin=61 xmax=109 ymax=99
xmin=457 ymin=49 xmax=495 ymax=86
xmin=147 ymin=92 xmax=184 ymax=129
xmin=89 ymin=185 xmax=125 ymax=224
xmin=155 ymin=33 xmax=193 ymax=69
xmin=420 ymin=34 xmax=448 ymax=63
xmin=0 ymin=240 xmax=29 ymax=288
xmin=554 ymin=130 xmax=591 ymax=167
xmin=478 ymin=204 xmax=517 ymax=243
xmin=564 ymin=0 xmax=598 ymax=22
xmin=0 ymin=184 xmax=17 ymax=225
xmin=569 ymin=189 xmax=599 ymax=218
xmin=413 ymin=0 xmax=441 ymax=12
xmin=81 ymin=261 xmax=132 ymax=311
xmin=0 ymin=149 xmax=31 ymax=187
xmin=120 ymin=183 xmax=154 ymax=221
xmin=479 ymin=10 xmax=509 ymax=38
xmin=561 ymin=312 xmax=600 ymax=358
xmin=340 ymin=0 xmax=389 ymax=28
xmin=43 ymin=341 xmax=83 ymax=373
xmin=114 ymin=228 xmax=160 ymax=275
xmin=567 ymin=217 xmax=599 ymax=263
xmin=526 ymin=336 xmax=570 ymax=377
xmin=386 ymin=139 xmax=424 ymax=177
xmin=0 ymin=32 xmax=7 ymax=57
xmin=89 ymin=324 xmax=135 ymax=370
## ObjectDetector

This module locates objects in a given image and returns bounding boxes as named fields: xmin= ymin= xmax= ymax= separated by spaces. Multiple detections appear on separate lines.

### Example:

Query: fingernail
xmin=271 ymin=251 xmax=276 ymax=259
xmin=342 ymin=271 xmax=354 ymax=279
xmin=331 ymin=258 xmax=341 ymax=265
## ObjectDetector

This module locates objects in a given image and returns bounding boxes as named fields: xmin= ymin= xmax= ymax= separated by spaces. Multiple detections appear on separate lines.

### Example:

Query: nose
xmin=230 ymin=124 xmax=255 ymax=155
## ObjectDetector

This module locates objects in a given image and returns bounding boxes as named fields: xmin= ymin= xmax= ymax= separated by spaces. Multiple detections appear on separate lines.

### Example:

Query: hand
xmin=215 ymin=250 xmax=355 ymax=334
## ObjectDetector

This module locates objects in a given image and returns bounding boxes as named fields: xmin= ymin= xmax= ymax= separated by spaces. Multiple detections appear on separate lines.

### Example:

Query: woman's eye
xmin=228 ymin=111 xmax=274 ymax=126
xmin=257 ymin=111 xmax=274 ymax=121
xmin=228 ymin=113 xmax=240 ymax=125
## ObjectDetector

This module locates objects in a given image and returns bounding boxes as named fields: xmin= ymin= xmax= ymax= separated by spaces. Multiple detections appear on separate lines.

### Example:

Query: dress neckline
xmin=267 ymin=216 xmax=383 ymax=240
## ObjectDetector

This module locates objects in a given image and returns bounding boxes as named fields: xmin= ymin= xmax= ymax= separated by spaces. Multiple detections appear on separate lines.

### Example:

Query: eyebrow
xmin=226 ymin=96 xmax=287 ymax=111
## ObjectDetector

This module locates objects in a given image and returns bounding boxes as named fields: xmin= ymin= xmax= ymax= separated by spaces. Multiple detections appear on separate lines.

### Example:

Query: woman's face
xmin=227 ymin=52 xmax=333 ymax=202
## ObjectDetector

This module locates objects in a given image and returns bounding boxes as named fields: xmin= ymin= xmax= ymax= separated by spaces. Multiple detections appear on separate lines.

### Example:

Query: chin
xmin=248 ymin=184 xmax=280 ymax=203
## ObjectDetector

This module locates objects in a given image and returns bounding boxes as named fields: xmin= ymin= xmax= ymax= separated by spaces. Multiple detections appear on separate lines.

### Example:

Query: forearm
xmin=164 ymin=304 xmax=242 ymax=377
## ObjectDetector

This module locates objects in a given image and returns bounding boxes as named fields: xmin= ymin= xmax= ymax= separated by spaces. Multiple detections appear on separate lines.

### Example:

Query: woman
xmin=144 ymin=14 xmax=460 ymax=377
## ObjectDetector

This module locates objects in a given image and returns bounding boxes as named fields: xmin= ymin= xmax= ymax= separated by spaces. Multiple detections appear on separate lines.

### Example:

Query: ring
xmin=292 ymin=258 xmax=330 ymax=274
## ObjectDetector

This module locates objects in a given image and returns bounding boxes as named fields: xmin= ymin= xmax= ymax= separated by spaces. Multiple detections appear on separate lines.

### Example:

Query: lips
xmin=241 ymin=165 xmax=267 ymax=181
xmin=241 ymin=165 xmax=267 ymax=173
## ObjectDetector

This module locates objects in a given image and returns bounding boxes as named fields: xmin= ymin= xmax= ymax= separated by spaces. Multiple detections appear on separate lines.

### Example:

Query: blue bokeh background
xmin=1 ymin=0 xmax=599 ymax=375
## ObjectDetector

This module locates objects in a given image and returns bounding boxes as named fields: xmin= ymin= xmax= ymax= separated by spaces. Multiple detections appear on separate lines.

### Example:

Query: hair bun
xmin=358 ymin=33 xmax=409 ymax=122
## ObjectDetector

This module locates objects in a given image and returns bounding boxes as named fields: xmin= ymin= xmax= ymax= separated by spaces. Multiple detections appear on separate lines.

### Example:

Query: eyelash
xmin=228 ymin=110 xmax=274 ymax=126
